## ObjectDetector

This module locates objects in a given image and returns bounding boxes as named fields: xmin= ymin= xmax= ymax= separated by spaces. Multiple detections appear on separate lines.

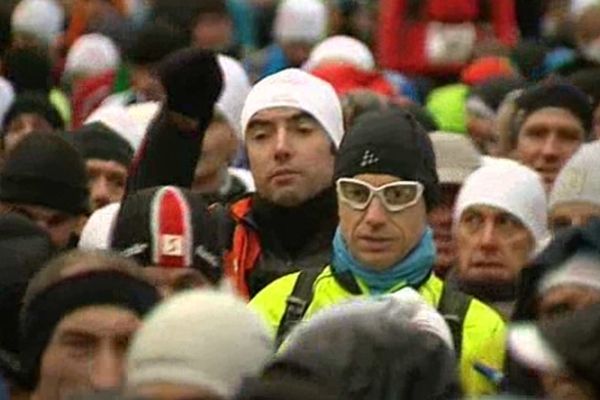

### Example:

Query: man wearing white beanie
xmin=549 ymin=141 xmax=600 ymax=233
xmin=126 ymin=290 xmax=273 ymax=400
xmin=451 ymin=161 xmax=549 ymax=318
xmin=246 ymin=0 xmax=327 ymax=81
xmin=226 ymin=68 xmax=344 ymax=298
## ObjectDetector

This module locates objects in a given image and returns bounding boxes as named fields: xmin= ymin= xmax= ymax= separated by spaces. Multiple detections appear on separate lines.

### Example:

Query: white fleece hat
xmin=274 ymin=0 xmax=327 ymax=44
xmin=85 ymin=105 xmax=145 ymax=151
xmin=11 ymin=0 xmax=65 ymax=45
xmin=304 ymin=35 xmax=375 ymax=71
xmin=430 ymin=132 xmax=482 ymax=185
xmin=78 ymin=203 xmax=120 ymax=250
xmin=64 ymin=33 xmax=121 ymax=77
xmin=127 ymin=290 xmax=273 ymax=398
xmin=549 ymin=141 xmax=600 ymax=210
xmin=454 ymin=161 xmax=549 ymax=251
xmin=216 ymin=55 xmax=251 ymax=139
xmin=241 ymin=68 xmax=344 ymax=147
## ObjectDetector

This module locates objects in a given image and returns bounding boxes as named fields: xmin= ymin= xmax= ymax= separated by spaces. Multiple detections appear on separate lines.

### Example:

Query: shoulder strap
xmin=275 ymin=268 xmax=322 ymax=347
xmin=437 ymin=283 xmax=472 ymax=357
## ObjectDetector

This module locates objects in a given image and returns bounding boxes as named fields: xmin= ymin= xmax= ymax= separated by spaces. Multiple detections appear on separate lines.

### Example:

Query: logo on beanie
xmin=360 ymin=150 xmax=379 ymax=167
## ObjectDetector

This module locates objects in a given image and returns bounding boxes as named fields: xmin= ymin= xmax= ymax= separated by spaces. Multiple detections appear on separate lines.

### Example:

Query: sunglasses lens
xmin=383 ymin=184 xmax=419 ymax=207
xmin=339 ymin=180 xmax=371 ymax=207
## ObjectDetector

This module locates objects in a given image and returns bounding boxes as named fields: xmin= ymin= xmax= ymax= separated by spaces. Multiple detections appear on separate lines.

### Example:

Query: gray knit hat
xmin=549 ymin=141 xmax=600 ymax=210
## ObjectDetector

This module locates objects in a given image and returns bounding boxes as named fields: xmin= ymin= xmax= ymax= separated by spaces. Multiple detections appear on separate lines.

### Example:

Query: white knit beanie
xmin=274 ymin=0 xmax=327 ymax=44
xmin=549 ymin=141 xmax=600 ymax=210
xmin=78 ymin=203 xmax=120 ymax=250
xmin=11 ymin=0 xmax=64 ymax=45
xmin=454 ymin=161 xmax=549 ymax=251
xmin=241 ymin=68 xmax=344 ymax=147
xmin=216 ymin=55 xmax=251 ymax=139
xmin=303 ymin=35 xmax=375 ymax=71
xmin=64 ymin=33 xmax=121 ymax=77
xmin=126 ymin=290 xmax=273 ymax=398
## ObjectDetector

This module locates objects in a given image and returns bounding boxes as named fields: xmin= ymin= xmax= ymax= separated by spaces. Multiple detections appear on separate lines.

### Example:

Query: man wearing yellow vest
xmin=250 ymin=108 xmax=506 ymax=396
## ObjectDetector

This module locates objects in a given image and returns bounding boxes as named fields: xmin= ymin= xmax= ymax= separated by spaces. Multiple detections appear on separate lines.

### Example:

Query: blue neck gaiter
xmin=332 ymin=226 xmax=437 ymax=294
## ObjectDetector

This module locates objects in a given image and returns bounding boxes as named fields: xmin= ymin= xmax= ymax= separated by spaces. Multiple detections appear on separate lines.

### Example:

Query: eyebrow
xmin=247 ymin=111 xmax=317 ymax=130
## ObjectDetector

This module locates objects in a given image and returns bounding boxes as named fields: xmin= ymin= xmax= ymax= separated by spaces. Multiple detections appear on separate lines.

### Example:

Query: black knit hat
xmin=2 ymin=92 xmax=64 ymax=133
xmin=514 ymin=82 xmax=593 ymax=138
xmin=3 ymin=47 xmax=52 ymax=94
xmin=0 ymin=213 xmax=53 ymax=380
xmin=334 ymin=108 xmax=440 ymax=210
xmin=0 ymin=133 xmax=89 ymax=215
xmin=567 ymin=67 xmax=600 ymax=109
xmin=66 ymin=122 xmax=134 ymax=167
xmin=111 ymin=186 xmax=222 ymax=283
xmin=126 ymin=21 xmax=187 ymax=66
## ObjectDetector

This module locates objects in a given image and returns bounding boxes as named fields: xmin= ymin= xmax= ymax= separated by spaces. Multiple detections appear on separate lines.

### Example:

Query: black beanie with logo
xmin=334 ymin=108 xmax=440 ymax=210
xmin=0 ymin=133 xmax=89 ymax=215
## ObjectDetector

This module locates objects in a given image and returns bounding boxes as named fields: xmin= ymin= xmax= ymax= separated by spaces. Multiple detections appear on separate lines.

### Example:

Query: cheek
xmin=505 ymin=235 xmax=534 ymax=266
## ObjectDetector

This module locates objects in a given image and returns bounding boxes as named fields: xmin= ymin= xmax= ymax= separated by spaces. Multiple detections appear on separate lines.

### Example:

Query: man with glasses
xmin=250 ymin=109 xmax=506 ymax=396
xmin=452 ymin=160 xmax=549 ymax=319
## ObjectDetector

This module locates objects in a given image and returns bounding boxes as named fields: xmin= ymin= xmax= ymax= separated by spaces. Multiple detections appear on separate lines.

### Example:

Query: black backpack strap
xmin=437 ymin=283 xmax=472 ymax=358
xmin=275 ymin=268 xmax=322 ymax=347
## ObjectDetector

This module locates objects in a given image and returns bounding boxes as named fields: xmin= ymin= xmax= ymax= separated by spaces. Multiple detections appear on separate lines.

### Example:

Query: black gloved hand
xmin=158 ymin=48 xmax=224 ymax=120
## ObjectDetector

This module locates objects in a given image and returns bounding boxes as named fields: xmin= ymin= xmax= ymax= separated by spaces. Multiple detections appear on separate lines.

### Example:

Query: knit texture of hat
xmin=0 ymin=133 xmax=89 ymax=215
xmin=334 ymin=108 xmax=440 ymax=210
xmin=126 ymin=290 xmax=273 ymax=398
xmin=429 ymin=132 xmax=481 ymax=185
xmin=514 ymin=82 xmax=593 ymax=137
xmin=67 ymin=122 xmax=134 ymax=167
xmin=2 ymin=93 xmax=64 ymax=133
xmin=454 ymin=160 xmax=549 ymax=252
xmin=241 ymin=68 xmax=344 ymax=147
xmin=550 ymin=141 xmax=600 ymax=210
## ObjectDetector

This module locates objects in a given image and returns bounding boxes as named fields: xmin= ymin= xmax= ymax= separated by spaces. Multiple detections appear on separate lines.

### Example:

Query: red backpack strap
xmin=224 ymin=198 xmax=262 ymax=299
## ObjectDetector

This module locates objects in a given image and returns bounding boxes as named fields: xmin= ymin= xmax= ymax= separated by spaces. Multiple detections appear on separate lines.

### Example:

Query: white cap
xmin=78 ymin=203 xmax=120 ymax=250
xmin=241 ymin=68 xmax=344 ymax=147
xmin=127 ymin=290 xmax=273 ymax=398
xmin=538 ymin=252 xmax=600 ymax=295
xmin=304 ymin=35 xmax=375 ymax=71
xmin=549 ymin=141 xmax=600 ymax=210
xmin=85 ymin=105 xmax=145 ymax=151
xmin=0 ymin=77 xmax=15 ymax=127
xmin=454 ymin=161 xmax=549 ymax=252
xmin=64 ymin=33 xmax=121 ymax=77
xmin=216 ymin=55 xmax=251 ymax=139
xmin=11 ymin=0 xmax=64 ymax=45
xmin=274 ymin=0 xmax=327 ymax=44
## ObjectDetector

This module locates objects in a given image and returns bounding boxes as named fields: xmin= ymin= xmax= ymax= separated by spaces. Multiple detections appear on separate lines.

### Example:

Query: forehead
xmin=461 ymin=204 xmax=519 ymax=219
xmin=521 ymin=107 xmax=583 ymax=129
xmin=86 ymin=159 xmax=128 ymax=174
xmin=248 ymin=106 xmax=317 ymax=124
xmin=56 ymin=305 xmax=140 ymax=336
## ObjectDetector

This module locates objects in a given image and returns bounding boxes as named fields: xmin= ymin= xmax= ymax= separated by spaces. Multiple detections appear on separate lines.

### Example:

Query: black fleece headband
xmin=20 ymin=271 xmax=160 ymax=389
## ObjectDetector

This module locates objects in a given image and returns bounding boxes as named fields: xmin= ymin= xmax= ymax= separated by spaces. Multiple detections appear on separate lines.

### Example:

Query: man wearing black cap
xmin=67 ymin=123 xmax=134 ymax=211
xmin=0 ymin=133 xmax=89 ymax=248
xmin=19 ymin=250 xmax=160 ymax=400
xmin=512 ymin=82 xmax=593 ymax=192
xmin=250 ymin=109 xmax=505 ymax=396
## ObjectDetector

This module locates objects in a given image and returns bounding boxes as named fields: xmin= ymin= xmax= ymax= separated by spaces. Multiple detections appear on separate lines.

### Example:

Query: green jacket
xmin=250 ymin=266 xmax=506 ymax=396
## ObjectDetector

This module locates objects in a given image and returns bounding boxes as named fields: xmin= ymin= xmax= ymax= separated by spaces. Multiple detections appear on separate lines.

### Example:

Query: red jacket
xmin=377 ymin=0 xmax=518 ymax=76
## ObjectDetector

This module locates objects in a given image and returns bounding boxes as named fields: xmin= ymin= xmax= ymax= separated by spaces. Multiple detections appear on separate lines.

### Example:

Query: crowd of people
xmin=0 ymin=0 xmax=600 ymax=399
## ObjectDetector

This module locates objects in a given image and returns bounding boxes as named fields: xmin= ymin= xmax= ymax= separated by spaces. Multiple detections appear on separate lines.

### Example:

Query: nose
xmin=273 ymin=127 xmax=292 ymax=162
xmin=91 ymin=176 xmax=111 ymax=209
xmin=540 ymin=132 xmax=560 ymax=159
xmin=478 ymin=220 xmax=499 ymax=250
xmin=89 ymin=344 xmax=124 ymax=391
xmin=363 ymin=196 xmax=388 ymax=228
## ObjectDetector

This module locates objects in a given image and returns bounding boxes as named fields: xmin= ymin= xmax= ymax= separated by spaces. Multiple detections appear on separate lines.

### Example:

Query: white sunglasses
xmin=336 ymin=178 xmax=424 ymax=213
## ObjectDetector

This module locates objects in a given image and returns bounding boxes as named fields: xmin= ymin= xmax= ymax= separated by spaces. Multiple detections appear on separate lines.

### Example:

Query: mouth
xmin=470 ymin=261 xmax=504 ymax=270
xmin=270 ymin=169 xmax=300 ymax=183
xmin=357 ymin=236 xmax=394 ymax=251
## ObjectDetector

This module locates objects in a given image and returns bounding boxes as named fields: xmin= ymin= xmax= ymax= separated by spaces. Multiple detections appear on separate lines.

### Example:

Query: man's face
xmin=193 ymin=119 xmax=238 ymax=194
xmin=5 ymin=203 xmax=79 ymax=248
xmin=142 ymin=267 xmax=208 ymax=298
xmin=192 ymin=14 xmax=233 ymax=52
xmin=87 ymin=159 xmax=128 ymax=211
xmin=129 ymin=65 xmax=165 ymax=103
xmin=338 ymin=174 xmax=427 ymax=270
xmin=32 ymin=305 xmax=141 ymax=400
xmin=516 ymin=108 xmax=585 ymax=192
xmin=455 ymin=205 xmax=534 ymax=286
xmin=428 ymin=184 xmax=461 ymax=277
xmin=245 ymin=107 xmax=335 ymax=207
xmin=3 ymin=114 xmax=54 ymax=153
xmin=549 ymin=201 xmax=600 ymax=234
xmin=537 ymin=285 xmax=600 ymax=320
